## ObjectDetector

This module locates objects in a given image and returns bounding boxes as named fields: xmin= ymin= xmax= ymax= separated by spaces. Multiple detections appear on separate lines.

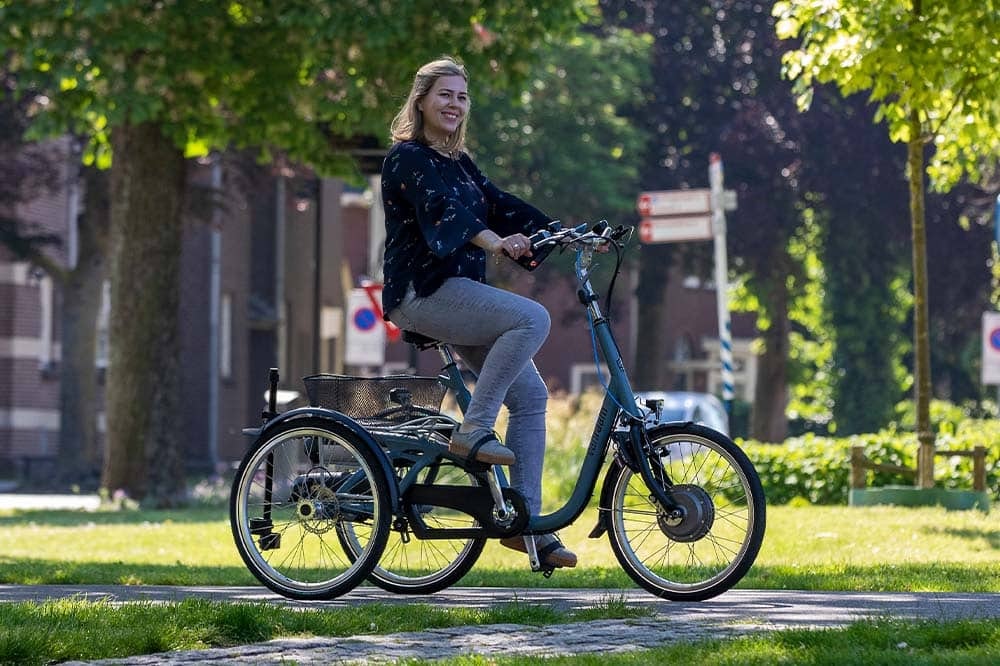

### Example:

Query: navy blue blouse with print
xmin=380 ymin=140 xmax=552 ymax=318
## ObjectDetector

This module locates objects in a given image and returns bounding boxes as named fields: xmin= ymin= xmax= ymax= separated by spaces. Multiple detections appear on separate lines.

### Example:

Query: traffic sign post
xmin=635 ymin=154 xmax=738 ymax=418
xmin=639 ymin=215 xmax=713 ymax=243
xmin=709 ymin=153 xmax=735 ymax=415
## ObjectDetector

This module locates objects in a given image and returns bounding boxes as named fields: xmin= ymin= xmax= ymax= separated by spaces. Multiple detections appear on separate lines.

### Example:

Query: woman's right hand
xmin=496 ymin=233 xmax=532 ymax=260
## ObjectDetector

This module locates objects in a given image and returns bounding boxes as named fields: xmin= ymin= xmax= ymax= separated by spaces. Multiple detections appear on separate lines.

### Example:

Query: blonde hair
xmin=390 ymin=56 xmax=470 ymax=154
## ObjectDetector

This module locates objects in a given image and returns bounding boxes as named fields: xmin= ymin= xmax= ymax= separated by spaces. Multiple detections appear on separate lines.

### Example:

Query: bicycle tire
xmin=230 ymin=418 xmax=392 ymax=600
xmin=605 ymin=423 xmax=765 ymax=601
xmin=338 ymin=455 xmax=486 ymax=594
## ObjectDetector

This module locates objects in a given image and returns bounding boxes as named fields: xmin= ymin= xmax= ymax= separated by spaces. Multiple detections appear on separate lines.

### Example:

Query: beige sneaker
xmin=449 ymin=427 xmax=516 ymax=465
xmin=500 ymin=533 xmax=577 ymax=568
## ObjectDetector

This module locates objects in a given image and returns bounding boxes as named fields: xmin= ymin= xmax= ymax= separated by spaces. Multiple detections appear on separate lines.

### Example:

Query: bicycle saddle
xmin=402 ymin=330 xmax=441 ymax=349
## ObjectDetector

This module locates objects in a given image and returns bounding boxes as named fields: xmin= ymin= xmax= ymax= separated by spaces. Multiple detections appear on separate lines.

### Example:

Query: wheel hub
xmin=656 ymin=484 xmax=714 ymax=542
xmin=295 ymin=473 xmax=339 ymax=534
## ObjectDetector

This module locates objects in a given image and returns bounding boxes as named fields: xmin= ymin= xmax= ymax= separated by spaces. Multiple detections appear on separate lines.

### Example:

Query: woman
xmin=380 ymin=56 xmax=576 ymax=569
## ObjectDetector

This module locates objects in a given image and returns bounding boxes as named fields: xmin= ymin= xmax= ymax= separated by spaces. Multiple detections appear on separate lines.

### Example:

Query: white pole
xmin=709 ymin=153 xmax=735 ymax=417
xmin=368 ymin=174 xmax=385 ymax=282
xmin=207 ymin=160 xmax=222 ymax=471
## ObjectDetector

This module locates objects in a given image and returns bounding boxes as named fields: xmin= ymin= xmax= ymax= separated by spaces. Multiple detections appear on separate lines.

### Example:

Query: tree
xmin=470 ymin=28 xmax=652 ymax=228
xmin=1 ymin=1 xmax=583 ymax=504
xmin=776 ymin=0 xmax=1000 ymax=485
xmin=0 ymin=72 xmax=109 ymax=486
xmin=798 ymin=89 xmax=912 ymax=435
xmin=601 ymin=0 xmax=810 ymax=440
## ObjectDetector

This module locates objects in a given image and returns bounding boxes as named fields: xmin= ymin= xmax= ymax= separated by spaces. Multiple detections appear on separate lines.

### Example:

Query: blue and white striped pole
xmin=709 ymin=153 xmax=735 ymax=418
xmin=994 ymin=194 xmax=1000 ymax=248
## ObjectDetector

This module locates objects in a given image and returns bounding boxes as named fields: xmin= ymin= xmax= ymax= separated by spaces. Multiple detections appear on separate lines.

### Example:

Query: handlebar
xmin=509 ymin=220 xmax=633 ymax=271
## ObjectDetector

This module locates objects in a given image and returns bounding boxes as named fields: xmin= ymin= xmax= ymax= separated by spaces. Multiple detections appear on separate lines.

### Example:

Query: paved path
xmin=4 ymin=585 xmax=999 ymax=664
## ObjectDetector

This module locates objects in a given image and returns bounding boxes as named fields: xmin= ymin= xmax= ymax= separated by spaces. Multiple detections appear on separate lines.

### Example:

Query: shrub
xmin=504 ymin=392 xmax=999 ymax=509
xmin=742 ymin=422 xmax=999 ymax=506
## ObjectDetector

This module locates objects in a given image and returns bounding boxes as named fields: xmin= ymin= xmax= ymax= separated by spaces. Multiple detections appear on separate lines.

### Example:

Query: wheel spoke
xmin=607 ymin=427 xmax=765 ymax=601
xmin=230 ymin=423 xmax=390 ymax=600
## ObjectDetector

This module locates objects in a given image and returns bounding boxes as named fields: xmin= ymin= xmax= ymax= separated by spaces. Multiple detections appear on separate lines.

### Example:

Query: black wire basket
xmin=302 ymin=374 xmax=446 ymax=425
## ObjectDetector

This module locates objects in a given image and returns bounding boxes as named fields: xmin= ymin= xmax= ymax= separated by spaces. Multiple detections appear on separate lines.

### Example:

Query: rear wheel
xmin=605 ymin=424 xmax=765 ymax=601
xmin=230 ymin=419 xmax=391 ymax=600
xmin=339 ymin=455 xmax=486 ymax=594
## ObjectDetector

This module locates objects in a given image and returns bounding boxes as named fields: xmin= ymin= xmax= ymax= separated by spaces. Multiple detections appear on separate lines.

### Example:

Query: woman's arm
xmin=470 ymin=228 xmax=533 ymax=260
xmin=459 ymin=154 xmax=552 ymax=237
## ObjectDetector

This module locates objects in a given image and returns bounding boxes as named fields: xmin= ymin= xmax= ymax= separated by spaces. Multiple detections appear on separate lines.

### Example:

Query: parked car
xmin=631 ymin=391 xmax=730 ymax=436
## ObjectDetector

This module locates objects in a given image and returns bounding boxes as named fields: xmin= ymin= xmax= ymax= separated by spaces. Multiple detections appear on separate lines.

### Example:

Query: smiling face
xmin=418 ymin=74 xmax=469 ymax=146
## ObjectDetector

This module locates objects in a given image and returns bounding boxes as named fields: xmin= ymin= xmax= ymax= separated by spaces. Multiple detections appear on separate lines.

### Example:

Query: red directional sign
xmin=639 ymin=216 xmax=713 ymax=243
xmin=637 ymin=189 xmax=714 ymax=244
xmin=637 ymin=189 xmax=712 ymax=218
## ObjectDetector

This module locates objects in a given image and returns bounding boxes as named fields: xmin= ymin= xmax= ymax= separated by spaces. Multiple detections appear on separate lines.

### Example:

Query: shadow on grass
xmin=1 ymin=557 xmax=998 ymax=593
xmin=746 ymin=563 xmax=1000 ymax=593
xmin=0 ymin=505 xmax=227 ymax=527
xmin=920 ymin=525 xmax=1000 ymax=550
xmin=0 ymin=557 xmax=257 ymax=586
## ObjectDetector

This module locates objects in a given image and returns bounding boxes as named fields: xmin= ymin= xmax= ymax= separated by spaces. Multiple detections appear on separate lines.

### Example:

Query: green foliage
xmin=745 ymin=433 xmax=855 ymax=505
xmin=742 ymin=418 xmax=1000 ymax=505
xmin=775 ymin=0 xmax=1000 ymax=442
xmin=469 ymin=26 xmax=652 ymax=227
xmin=775 ymin=0 xmax=1000 ymax=191
xmin=0 ymin=0 xmax=587 ymax=175
xmin=783 ymin=207 xmax=835 ymax=427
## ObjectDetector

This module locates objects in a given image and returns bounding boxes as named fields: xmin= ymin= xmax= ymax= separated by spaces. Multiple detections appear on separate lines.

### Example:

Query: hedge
xmin=741 ymin=420 xmax=1000 ymax=505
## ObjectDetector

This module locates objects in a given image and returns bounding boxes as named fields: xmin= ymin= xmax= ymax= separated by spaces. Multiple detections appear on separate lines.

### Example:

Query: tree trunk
xmin=102 ymin=122 xmax=187 ymax=506
xmin=57 ymin=166 xmax=110 ymax=486
xmin=750 ymin=268 xmax=790 ymax=443
xmin=633 ymin=243 xmax=673 ymax=390
xmin=908 ymin=112 xmax=935 ymax=488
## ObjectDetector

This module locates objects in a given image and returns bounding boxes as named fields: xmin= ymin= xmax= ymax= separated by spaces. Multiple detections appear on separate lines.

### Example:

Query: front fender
xmin=251 ymin=407 xmax=399 ymax=510
xmin=589 ymin=422 xmax=713 ymax=538
xmin=588 ymin=456 xmax=625 ymax=539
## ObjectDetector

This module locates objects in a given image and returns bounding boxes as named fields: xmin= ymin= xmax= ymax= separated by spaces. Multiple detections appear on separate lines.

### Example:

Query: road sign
xmin=360 ymin=280 xmax=400 ymax=342
xmin=636 ymin=188 xmax=737 ymax=245
xmin=637 ymin=189 xmax=711 ymax=218
xmin=345 ymin=288 xmax=385 ymax=367
xmin=639 ymin=215 xmax=713 ymax=243
xmin=982 ymin=311 xmax=1000 ymax=384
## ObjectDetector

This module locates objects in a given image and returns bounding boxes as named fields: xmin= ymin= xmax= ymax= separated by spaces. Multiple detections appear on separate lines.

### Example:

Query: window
xmin=220 ymin=293 xmax=232 ymax=380
xmin=96 ymin=280 xmax=110 ymax=369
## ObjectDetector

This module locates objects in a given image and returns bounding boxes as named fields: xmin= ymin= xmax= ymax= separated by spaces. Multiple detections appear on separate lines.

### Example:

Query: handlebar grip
xmin=509 ymin=228 xmax=558 ymax=271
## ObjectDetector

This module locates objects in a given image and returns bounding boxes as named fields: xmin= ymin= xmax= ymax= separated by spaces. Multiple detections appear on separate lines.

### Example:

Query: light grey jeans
xmin=387 ymin=277 xmax=551 ymax=513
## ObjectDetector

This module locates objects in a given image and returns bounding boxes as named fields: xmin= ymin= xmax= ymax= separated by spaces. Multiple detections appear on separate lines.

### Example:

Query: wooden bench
xmin=850 ymin=445 xmax=988 ymax=491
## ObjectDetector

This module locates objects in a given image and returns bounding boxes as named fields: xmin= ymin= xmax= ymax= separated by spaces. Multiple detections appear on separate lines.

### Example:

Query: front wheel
xmin=605 ymin=424 xmax=765 ymax=601
xmin=230 ymin=418 xmax=392 ymax=600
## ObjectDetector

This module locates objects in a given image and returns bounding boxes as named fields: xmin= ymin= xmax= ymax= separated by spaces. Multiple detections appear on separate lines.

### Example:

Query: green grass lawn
xmin=0 ymin=503 xmax=997 ymax=591
xmin=1 ymin=502 xmax=997 ymax=664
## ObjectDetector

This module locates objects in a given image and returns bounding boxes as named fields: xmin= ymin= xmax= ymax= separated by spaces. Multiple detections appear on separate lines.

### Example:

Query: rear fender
xmin=252 ymin=407 xmax=399 ymax=509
